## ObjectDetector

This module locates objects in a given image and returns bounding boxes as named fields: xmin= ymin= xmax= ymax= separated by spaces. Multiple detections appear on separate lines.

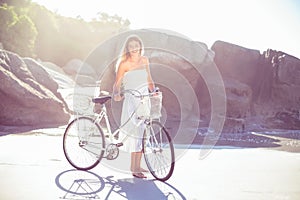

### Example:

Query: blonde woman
xmin=113 ymin=35 xmax=156 ymax=178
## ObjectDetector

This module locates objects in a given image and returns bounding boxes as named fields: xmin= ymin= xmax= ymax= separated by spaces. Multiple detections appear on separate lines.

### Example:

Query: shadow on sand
xmin=55 ymin=169 xmax=186 ymax=200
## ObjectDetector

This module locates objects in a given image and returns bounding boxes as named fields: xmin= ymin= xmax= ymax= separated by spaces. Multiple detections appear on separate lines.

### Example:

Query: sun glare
xmin=31 ymin=0 xmax=300 ymax=57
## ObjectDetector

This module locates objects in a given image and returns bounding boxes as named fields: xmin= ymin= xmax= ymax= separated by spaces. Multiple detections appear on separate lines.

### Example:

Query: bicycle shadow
xmin=55 ymin=169 xmax=186 ymax=200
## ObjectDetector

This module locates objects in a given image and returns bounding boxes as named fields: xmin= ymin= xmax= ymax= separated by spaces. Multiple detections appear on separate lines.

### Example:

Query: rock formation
xmin=0 ymin=50 xmax=70 ymax=129
xmin=1 ymin=29 xmax=299 ymax=137
xmin=212 ymin=41 xmax=300 ymax=131
xmin=63 ymin=59 xmax=97 ymax=86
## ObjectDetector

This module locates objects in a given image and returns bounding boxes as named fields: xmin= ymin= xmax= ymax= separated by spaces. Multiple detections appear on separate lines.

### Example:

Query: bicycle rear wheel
xmin=63 ymin=116 xmax=105 ymax=170
xmin=142 ymin=121 xmax=175 ymax=181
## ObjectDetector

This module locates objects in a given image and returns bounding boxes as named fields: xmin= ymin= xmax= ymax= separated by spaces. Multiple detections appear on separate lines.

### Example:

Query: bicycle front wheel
xmin=143 ymin=121 xmax=175 ymax=181
xmin=63 ymin=116 xmax=105 ymax=170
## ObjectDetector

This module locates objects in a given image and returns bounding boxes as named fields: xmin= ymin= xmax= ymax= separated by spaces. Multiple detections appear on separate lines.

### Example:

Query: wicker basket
xmin=149 ymin=92 xmax=162 ymax=119
xmin=135 ymin=92 xmax=163 ymax=119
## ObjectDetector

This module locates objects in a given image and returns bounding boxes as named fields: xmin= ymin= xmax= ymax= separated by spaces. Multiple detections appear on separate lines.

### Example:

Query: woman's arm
xmin=144 ymin=57 xmax=155 ymax=92
xmin=113 ymin=62 xmax=126 ymax=101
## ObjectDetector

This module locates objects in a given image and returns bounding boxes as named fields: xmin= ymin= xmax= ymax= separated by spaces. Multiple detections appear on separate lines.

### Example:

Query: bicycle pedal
xmin=116 ymin=143 xmax=123 ymax=147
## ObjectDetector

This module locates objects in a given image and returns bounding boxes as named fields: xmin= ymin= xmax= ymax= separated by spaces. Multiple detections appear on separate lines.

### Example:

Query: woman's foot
xmin=131 ymin=166 xmax=148 ymax=173
xmin=138 ymin=167 xmax=149 ymax=173
xmin=132 ymin=172 xmax=147 ymax=179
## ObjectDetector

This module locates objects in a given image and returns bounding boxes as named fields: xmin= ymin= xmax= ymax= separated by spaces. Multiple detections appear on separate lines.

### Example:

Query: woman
xmin=113 ymin=35 xmax=155 ymax=178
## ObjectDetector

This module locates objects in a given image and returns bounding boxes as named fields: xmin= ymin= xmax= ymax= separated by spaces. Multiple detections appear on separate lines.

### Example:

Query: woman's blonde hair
xmin=115 ymin=34 xmax=144 ymax=72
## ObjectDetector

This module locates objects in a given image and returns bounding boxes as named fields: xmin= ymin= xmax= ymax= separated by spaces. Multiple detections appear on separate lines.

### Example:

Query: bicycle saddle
xmin=92 ymin=96 xmax=111 ymax=104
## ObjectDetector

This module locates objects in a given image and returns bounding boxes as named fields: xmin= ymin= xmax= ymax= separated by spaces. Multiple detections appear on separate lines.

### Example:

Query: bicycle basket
xmin=135 ymin=92 xmax=162 ymax=119
xmin=71 ymin=94 xmax=94 ymax=116
xmin=136 ymin=96 xmax=150 ymax=119
xmin=149 ymin=92 xmax=162 ymax=119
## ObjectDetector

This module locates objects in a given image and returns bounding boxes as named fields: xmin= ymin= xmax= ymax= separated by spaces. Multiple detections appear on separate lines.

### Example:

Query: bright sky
xmin=32 ymin=0 xmax=300 ymax=58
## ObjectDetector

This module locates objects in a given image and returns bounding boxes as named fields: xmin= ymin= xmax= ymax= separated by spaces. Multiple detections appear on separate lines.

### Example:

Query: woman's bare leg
xmin=136 ymin=151 xmax=142 ymax=170
xmin=131 ymin=152 xmax=146 ymax=178
xmin=130 ymin=152 xmax=137 ymax=172
xmin=136 ymin=151 xmax=148 ymax=172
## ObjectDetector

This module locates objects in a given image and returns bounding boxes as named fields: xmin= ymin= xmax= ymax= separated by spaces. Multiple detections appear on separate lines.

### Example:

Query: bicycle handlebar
xmin=93 ymin=88 xmax=160 ymax=104
xmin=121 ymin=88 xmax=160 ymax=99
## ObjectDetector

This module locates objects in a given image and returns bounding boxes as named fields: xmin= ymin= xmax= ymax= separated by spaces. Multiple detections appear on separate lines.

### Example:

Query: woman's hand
xmin=114 ymin=94 xmax=123 ymax=101
xmin=149 ymin=87 xmax=159 ymax=94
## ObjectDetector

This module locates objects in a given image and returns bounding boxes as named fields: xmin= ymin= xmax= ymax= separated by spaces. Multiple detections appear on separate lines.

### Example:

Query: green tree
xmin=27 ymin=3 xmax=59 ymax=61
xmin=1 ymin=1 xmax=131 ymax=66
xmin=0 ymin=5 xmax=17 ymax=49
xmin=6 ymin=15 xmax=37 ymax=56
xmin=0 ymin=0 xmax=30 ymax=7
xmin=0 ymin=4 xmax=37 ymax=57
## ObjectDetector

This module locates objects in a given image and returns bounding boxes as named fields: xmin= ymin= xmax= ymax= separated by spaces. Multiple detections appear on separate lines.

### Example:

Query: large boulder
xmin=23 ymin=58 xmax=60 ymax=95
xmin=212 ymin=40 xmax=261 ymax=88
xmin=212 ymin=41 xmax=300 ymax=130
xmin=0 ymin=50 xmax=70 ymax=128
xmin=39 ymin=61 xmax=75 ymax=89
xmin=255 ymin=50 xmax=300 ymax=129
xmin=63 ymin=59 xmax=97 ymax=86
xmin=223 ymin=78 xmax=252 ymax=133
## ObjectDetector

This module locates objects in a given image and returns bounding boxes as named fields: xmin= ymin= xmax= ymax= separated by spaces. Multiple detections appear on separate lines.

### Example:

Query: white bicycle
xmin=63 ymin=89 xmax=175 ymax=181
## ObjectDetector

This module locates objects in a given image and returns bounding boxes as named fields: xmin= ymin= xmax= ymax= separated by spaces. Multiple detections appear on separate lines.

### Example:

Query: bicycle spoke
xmin=63 ymin=117 xmax=105 ymax=170
xmin=81 ymin=146 xmax=101 ymax=158
xmin=143 ymin=121 xmax=175 ymax=181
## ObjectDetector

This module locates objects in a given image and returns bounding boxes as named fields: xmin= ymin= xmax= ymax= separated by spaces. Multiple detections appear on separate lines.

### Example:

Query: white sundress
xmin=119 ymin=68 xmax=150 ymax=152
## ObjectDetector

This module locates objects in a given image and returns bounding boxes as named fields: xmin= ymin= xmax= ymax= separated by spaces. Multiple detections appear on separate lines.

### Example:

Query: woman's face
xmin=127 ymin=40 xmax=141 ymax=55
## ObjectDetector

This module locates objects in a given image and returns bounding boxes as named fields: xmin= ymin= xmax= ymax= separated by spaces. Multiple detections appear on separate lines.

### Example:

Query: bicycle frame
xmin=92 ymin=100 xmax=150 ymax=146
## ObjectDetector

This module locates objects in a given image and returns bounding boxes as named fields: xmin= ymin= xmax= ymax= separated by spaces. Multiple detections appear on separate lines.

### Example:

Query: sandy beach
xmin=0 ymin=126 xmax=299 ymax=200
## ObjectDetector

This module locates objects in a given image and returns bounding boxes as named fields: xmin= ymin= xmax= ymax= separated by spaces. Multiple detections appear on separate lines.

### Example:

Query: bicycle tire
xmin=63 ymin=116 xmax=105 ymax=170
xmin=142 ymin=121 xmax=175 ymax=181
